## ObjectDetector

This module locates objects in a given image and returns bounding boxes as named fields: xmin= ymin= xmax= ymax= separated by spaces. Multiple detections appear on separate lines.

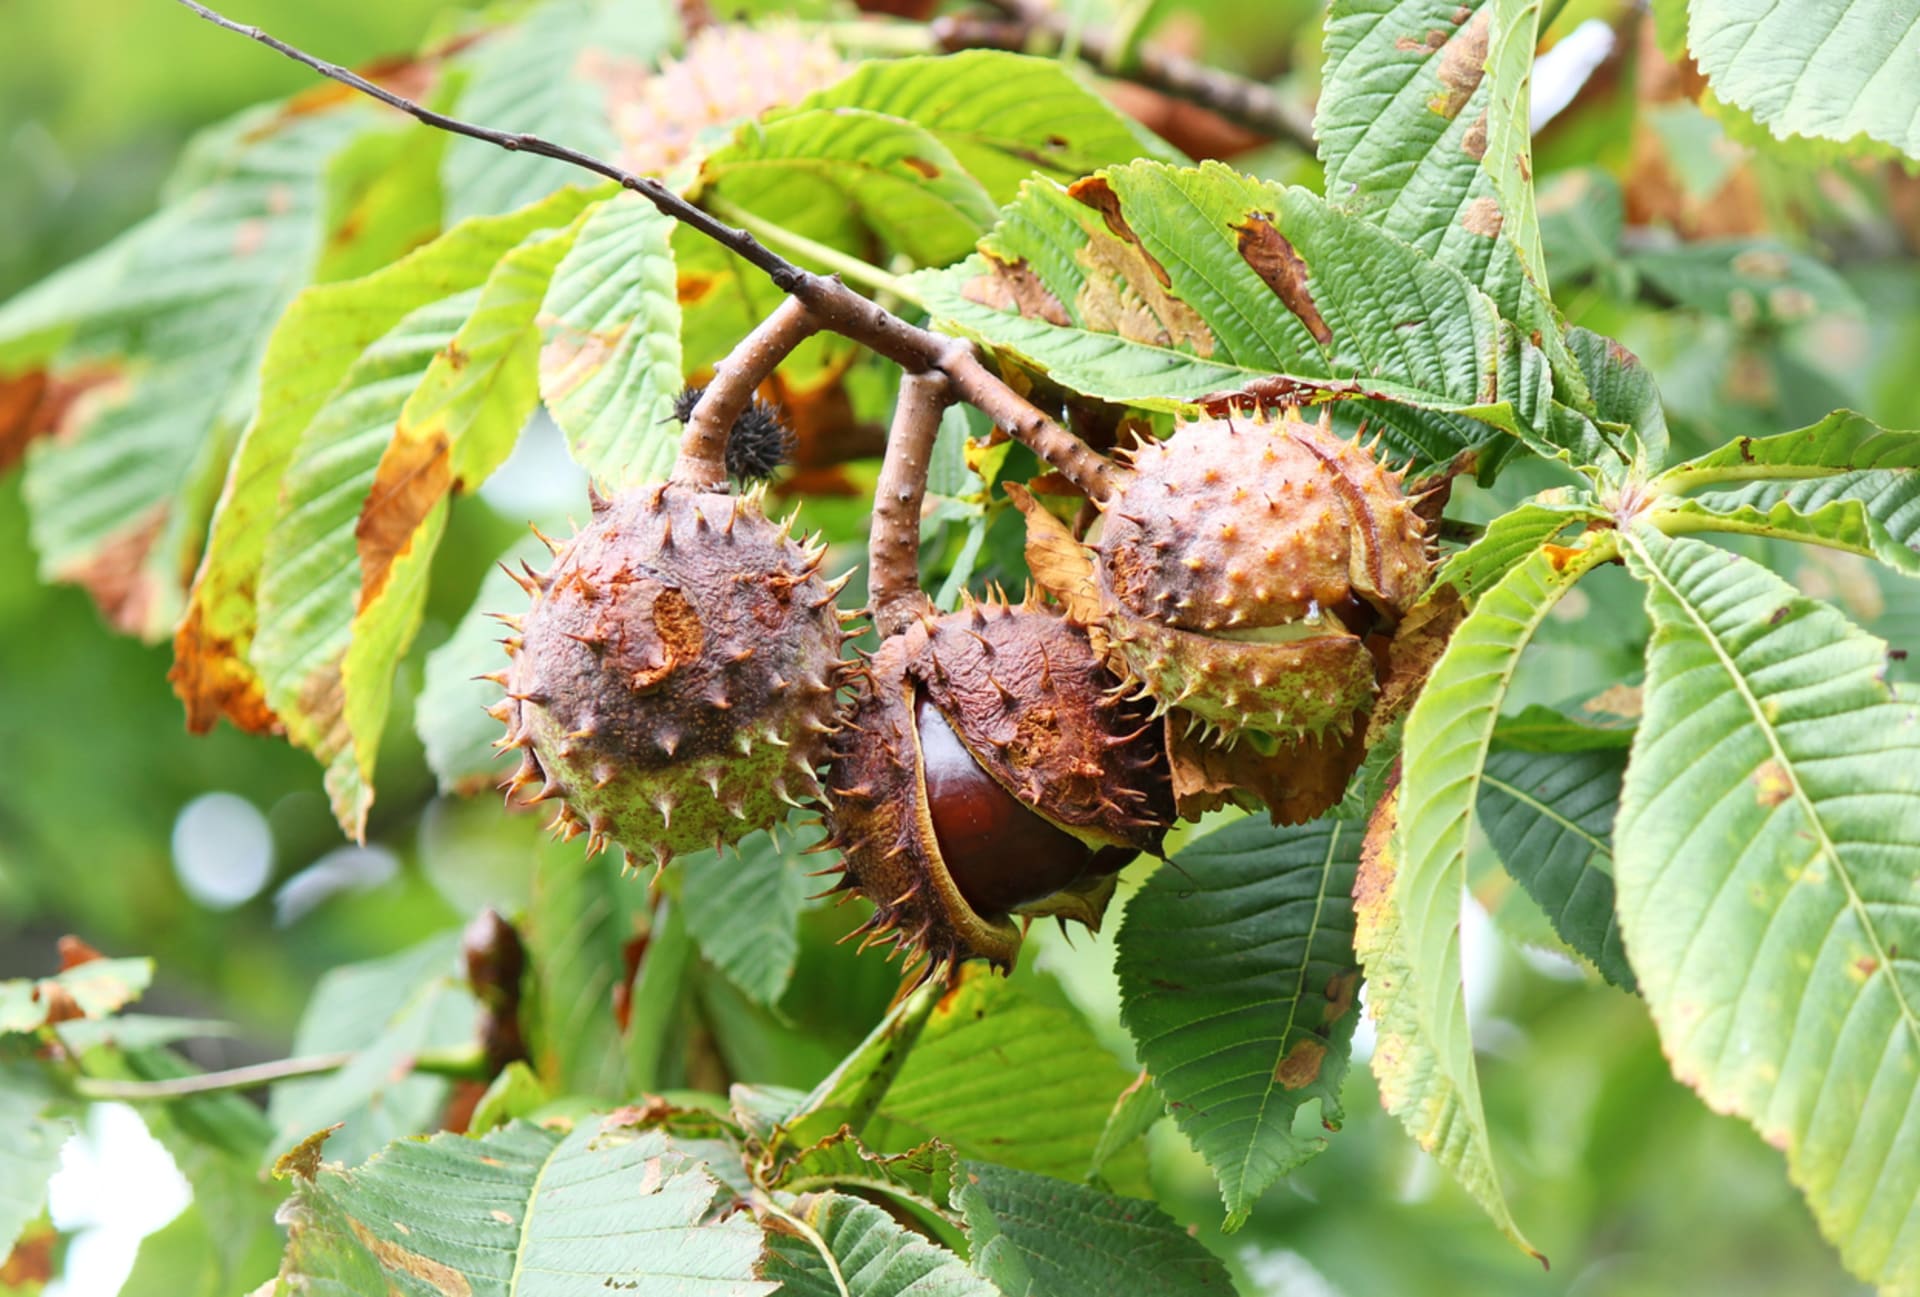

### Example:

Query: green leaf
xmin=1660 ymin=409 xmax=1920 ymax=491
xmin=958 ymin=1161 xmax=1232 ymax=1297
xmin=1482 ymin=0 xmax=1548 ymax=292
xmin=911 ymin=159 xmax=1590 ymax=468
xmin=1630 ymin=239 xmax=1860 ymax=327
xmin=1490 ymin=702 xmax=1635 ymax=752
xmin=1114 ymin=816 xmax=1363 ymax=1228
xmin=1656 ymin=475 xmax=1920 ymax=578
xmin=276 ymin=1120 xmax=775 ymax=1297
xmin=266 ymin=932 xmax=478 ymax=1168
xmin=1615 ymin=527 xmax=1920 ymax=1292
xmin=19 ymin=104 xmax=371 ymax=639
xmin=467 ymin=1062 xmax=550 ymax=1137
xmin=698 ymin=108 xmax=998 ymax=268
xmin=774 ymin=979 xmax=941 ymax=1157
xmin=1567 ymin=326 xmax=1668 ymax=471
xmin=680 ymin=828 xmax=811 ymax=1008
xmin=785 ymin=51 xmax=1177 ymax=205
xmin=1478 ymin=747 xmax=1634 ymax=988
xmin=538 ymin=195 xmax=684 ymax=487
xmin=0 ymin=1066 xmax=68 ymax=1261
xmin=760 ymin=1192 xmax=993 ymax=1297
xmin=1374 ymin=539 xmax=1613 ymax=1256
xmin=442 ymin=0 xmax=672 ymax=222
xmin=0 ymin=957 xmax=152 ymax=1033
xmin=121 ymin=1196 xmax=283 ymax=1297
xmin=1430 ymin=499 xmax=1601 ymax=599
xmin=775 ymin=1130 xmax=959 ymax=1217
xmin=1086 ymin=1071 xmax=1164 ymax=1183
xmin=175 ymin=187 xmax=593 ymax=739
xmin=1687 ymin=0 xmax=1920 ymax=159
xmin=524 ymin=837 xmax=643 ymax=1101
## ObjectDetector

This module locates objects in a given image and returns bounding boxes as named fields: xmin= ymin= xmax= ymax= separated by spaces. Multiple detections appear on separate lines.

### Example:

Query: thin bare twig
xmin=869 ymin=371 xmax=951 ymax=635
xmin=933 ymin=1 xmax=1316 ymax=151
xmin=70 ymin=1046 xmax=484 ymax=1101
xmin=171 ymin=0 xmax=1120 ymax=503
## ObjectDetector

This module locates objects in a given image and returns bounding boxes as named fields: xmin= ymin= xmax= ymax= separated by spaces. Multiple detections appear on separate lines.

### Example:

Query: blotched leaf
xmin=276 ymin=1120 xmax=775 ymax=1297
xmin=1658 ymin=476 xmax=1920 ymax=579
xmin=681 ymin=828 xmax=811 ymax=1008
xmin=0 ymin=958 xmax=152 ymax=1034
xmin=958 ymin=1161 xmax=1233 ymax=1297
xmin=1114 ymin=816 xmax=1363 ymax=1228
xmin=1374 ymin=539 xmax=1613 ymax=1255
xmin=1478 ymin=746 xmax=1634 ymax=988
xmin=266 ymin=932 xmax=477 ymax=1167
xmin=760 ymin=1192 xmax=993 ymax=1297
xmin=786 ymin=51 xmax=1177 ymax=204
xmin=699 ymin=108 xmax=998 ymax=267
xmin=912 ymin=160 xmax=1599 ymax=468
xmin=1687 ymin=0 xmax=1920 ymax=159
xmin=538 ymin=195 xmax=683 ymax=487
xmin=1431 ymin=499 xmax=1602 ymax=599
xmin=1616 ymin=528 xmax=1920 ymax=1292
xmin=174 ymin=188 xmax=593 ymax=739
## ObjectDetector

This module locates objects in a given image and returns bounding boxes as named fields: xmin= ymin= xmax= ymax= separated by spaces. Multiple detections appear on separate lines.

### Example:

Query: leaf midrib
xmin=1624 ymin=529 xmax=1920 ymax=1063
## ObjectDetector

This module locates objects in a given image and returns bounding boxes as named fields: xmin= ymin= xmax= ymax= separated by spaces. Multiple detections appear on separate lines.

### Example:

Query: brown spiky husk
xmin=1094 ymin=407 xmax=1429 ymax=742
xmin=820 ymin=598 xmax=1173 ymax=978
xmin=492 ymin=482 xmax=851 ymax=869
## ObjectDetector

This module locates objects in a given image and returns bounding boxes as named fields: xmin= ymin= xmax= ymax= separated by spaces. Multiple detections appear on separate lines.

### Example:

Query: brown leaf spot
xmin=34 ymin=981 xmax=84 ymax=1025
xmin=1005 ymin=483 xmax=1099 ymax=623
xmin=1583 ymin=683 xmax=1643 ymax=720
xmin=357 ymin=428 xmax=451 ymax=613
xmin=540 ymin=321 xmax=629 ymax=405
xmin=171 ymin=605 xmax=285 ymax=736
xmin=1541 ymin=543 xmax=1583 ymax=572
xmin=1751 ymin=759 xmax=1793 ymax=807
xmin=1461 ymin=196 xmax=1503 ymax=238
xmin=1323 ymin=969 xmax=1361 ymax=1025
xmin=0 ymin=362 xmax=126 ymax=474
xmin=1068 ymin=177 xmax=1142 ymax=252
xmin=1461 ymin=109 xmax=1489 ymax=160
xmin=1431 ymin=10 xmax=1490 ymax=119
xmin=349 ymin=1219 xmax=474 ymax=1296
xmin=1275 ymin=1038 xmax=1329 ymax=1089
xmin=1368 ymin=587 xmax=1465 ymax=745
xmin=1352 ymin=777 xmax=1403 ymax=941
xmin=57 ymin=935 xmax=105 ymax=970
xmin=0 ymin=1221 xmax=56 ymax=1286
xmin=57 ymin=501 xmax=168 ymax=635
xmin=961 ymin=254 xmax=1070 ymax=327
xmin=901 ymin=156 xmax=940 ymax=178
xmin=1854 ymin=955 xmax=1880 ymax=980
xmin=233 ymin=218 xmax=268 ymax=259
xmin=676 ymin=273 xmax=718 ymax=306
xmin=1396 ymin=29 xmax=1451 ymax=52
xmin=489 ymin=1210 xmax=514 ymax=1225
xmin=1234 ymin=214 xmax=1332 ymax=346
xmin=273 ymin=1125 xmax=340 ymax=1182
xmin=440 ymin=342 xmax=469 ymax=372
xmin=1075 ymin=234 xmax=1215 ymax=356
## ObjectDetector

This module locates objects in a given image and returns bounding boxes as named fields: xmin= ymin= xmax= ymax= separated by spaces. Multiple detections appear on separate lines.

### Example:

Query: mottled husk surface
xmin=497 ymin=484 xmax=845 ymax=867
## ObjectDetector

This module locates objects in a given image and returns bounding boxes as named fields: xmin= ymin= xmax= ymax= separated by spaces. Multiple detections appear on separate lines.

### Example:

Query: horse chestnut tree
xmin=2 ymin=0 xmax=1917 ymax=1294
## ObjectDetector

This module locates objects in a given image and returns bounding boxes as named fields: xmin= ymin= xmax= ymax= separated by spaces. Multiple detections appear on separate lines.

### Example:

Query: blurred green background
xmin=3 ymin=1 xmax=1911 ymax=1294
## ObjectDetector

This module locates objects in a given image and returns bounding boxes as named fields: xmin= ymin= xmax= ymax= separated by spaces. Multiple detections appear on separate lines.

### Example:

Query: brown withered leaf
xmin=1005 ymin=482 xmax=1100 ymax=624
xmin=961 ymin=254 xmax=1071 ymax=327
xmin=0 ymin=1221 xmax=56 ymax=1287
xmin=0 ymin=363 xmax=127 ymax=475
xmin=356 ymin=428 xmax=451 ymax=613
xmin=1076 ymin=235 xmax=1215 ymax=356
xmin=1367 ymin=585 xmax=1466 ymax=746
xmin=1234 ymin=214 xmax=1332 ymax=346
xmin=171 ymin=604 xmax=285 ymax=736
xmin=56 ymin=935 xmax=106 ymax=971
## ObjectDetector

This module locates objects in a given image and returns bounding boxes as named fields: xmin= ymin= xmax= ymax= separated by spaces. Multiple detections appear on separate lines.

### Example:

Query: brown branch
xmin=870 ymin=371 xmax=951 ymax=635
xmin=675 ymin=297 xmax=818 ymax=488
xmin=171 ymin=0 xmax=1120 ymax=504
xmin=932 ymin=3 xmax=1315 ymax=151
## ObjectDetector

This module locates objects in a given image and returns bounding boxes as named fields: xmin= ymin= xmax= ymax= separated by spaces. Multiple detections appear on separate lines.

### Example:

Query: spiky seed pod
xmin=1094 ymin=407 xmax=1429 ymax=742
xmin=490 ymin=482 xmax=852 ymax=870
xmin=821 ymin=598 xmax=1174 ymax=977
xmin=672 ymin=385 xmax=796 ymax=484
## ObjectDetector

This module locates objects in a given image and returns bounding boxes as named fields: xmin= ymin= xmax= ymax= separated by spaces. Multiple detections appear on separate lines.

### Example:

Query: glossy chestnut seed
xmin=915 ymin=695 xmax=1093 ymax=916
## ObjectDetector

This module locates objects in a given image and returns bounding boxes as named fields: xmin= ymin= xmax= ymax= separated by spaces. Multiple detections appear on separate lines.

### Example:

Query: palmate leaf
xmin=1477 ymin=746 xmax=1634 ymax=988
xmin=275 ymin=1120 xmax=774 ymax=1297
xmin=761 ymin=1193 xmax=992 ymax=1297
xmin=174 ymin=186 xmax=593 ymax=740
xmin=1687 ymin=0 xmax=1920 ymax=160
xmin=911 ymin=159 xmax=1602 ymax=470
xmin=1616 ymin=528 xmax=1920 ymax=1293
xmin=958 ymin=1161 xmax=1233 ymax=1297
xmin=786 ymin=50 xmax=1178 ymax=205
xmin=1114 ymin=815 xmax=1364 ymax=1229
xmin=1371 ymin=538 xmax=1615 ymax=1257
xmin=13 ymin=103 xmax=374 ymax=639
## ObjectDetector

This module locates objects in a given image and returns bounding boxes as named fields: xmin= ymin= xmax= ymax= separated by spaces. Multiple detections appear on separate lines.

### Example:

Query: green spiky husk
xmin=493 ymin=482 xmax=851 ymax=869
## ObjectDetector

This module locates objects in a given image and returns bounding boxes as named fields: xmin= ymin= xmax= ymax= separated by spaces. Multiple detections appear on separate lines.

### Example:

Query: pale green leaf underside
xmin=277 ymin=1121 xmax=774 ymax=1297
xmin=1688 ymin=0 xmax=1920 ymax=159
xmin=761 ymin=1192 xmax=991 ymax=1297
xmin=1114 ymin=815 xmax=1363 ymax=1228
xmin=1616 ymin=529 xmax=1920 ymax=1293
xmin=0 ymin=1071 xmax=69 ymax=1260
xmin=538 ymin=194 xmax=684 ymax=488
xmin=1658 ymin=472 xmax=1920 ymax=578
xmin=1662 ymin=409 xmax=1920 ymax=490
xmin=1478 ymin=746 xmax=1634 ymax=988
xmin=1431 ymin=500 xmax=1598 ymax=598
xmin=958 ymin=1160 xmax=1233 ymax=1297
xmin=1379 ymin=541 xmax=1608 ymax=1254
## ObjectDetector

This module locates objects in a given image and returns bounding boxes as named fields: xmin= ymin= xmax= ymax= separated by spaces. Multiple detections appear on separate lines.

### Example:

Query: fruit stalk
xmin=672 ymin=297 xmax=818 ymax=489
xmin=868 ymin=371 xmax=951 ymax=636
